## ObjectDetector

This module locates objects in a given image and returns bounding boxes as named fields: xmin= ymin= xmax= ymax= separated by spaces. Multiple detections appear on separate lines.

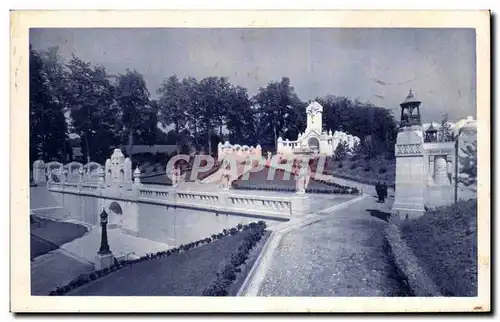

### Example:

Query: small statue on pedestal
xmin=295 ymin=164 xmax=311 ymax=195
xmin=220 ymin=162 xmax=232 ymax=191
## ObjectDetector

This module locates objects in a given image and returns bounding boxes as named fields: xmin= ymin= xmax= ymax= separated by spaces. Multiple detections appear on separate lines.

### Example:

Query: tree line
xmin=30 ymin=46 xmax=399 ymax=165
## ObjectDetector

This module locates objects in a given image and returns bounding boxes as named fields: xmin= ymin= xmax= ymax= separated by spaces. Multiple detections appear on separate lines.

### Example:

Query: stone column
xmin=392 ymin=126 xmax=426 ymax=219
xmin=433 ymin=155 xmax=449 ymax=185
xmin=32 ymin=160 xmax=46 ymax=184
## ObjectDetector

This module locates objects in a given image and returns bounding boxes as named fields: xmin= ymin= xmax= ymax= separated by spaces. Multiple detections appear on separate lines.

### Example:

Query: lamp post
xmin=98 ymin=208 xmax=111 ymax=255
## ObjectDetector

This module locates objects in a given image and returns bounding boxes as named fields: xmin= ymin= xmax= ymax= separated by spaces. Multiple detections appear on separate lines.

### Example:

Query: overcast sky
xmin=30 ymin=28 xmax=476 ymax=123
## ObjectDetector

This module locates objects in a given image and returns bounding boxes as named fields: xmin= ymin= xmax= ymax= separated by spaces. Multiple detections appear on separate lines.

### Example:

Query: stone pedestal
xmin=95 ymin=252 xmax=115 ymax=270
xmin=291 ymin=195 xmax=310 ymax=217
xmin=392 ymin=126 xmax=426 ymax=219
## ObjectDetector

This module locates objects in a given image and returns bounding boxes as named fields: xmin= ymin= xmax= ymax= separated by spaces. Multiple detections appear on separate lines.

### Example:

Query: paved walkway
xmin=243 ymin=192 xmax=409 ymax=296
xmin=60 ymin=228 xmax=171 ymax=263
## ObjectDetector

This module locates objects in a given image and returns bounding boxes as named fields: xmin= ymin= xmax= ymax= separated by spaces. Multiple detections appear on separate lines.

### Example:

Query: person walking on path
xmin=379 ymin=182 xmax=387 ymax=203
xmin=375 ymin=181 xmax=383 ymax=203
xmin=382 ymin=182 xmax=388 ymax=203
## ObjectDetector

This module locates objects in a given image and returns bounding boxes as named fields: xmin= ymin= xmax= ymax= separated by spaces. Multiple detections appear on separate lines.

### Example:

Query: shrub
xmin=379 ymin=167 xmax=387 ymax=174
xmin=338 ymin=162 xmax=344 ymax=169
xmin=363 ymin=165 xmax=372 ymax=172
xmin=202 ymin=222 xmax=267 ymax=296
xmin=350 ymin=162 xmax=358 ymax=170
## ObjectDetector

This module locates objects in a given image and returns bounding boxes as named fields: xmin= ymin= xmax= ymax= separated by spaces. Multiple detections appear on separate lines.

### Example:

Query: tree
xmin=29 ymin=46 xmax=68 ymax=163
xmin=116 ymin=69 xmax=152 ymax=162
xmin=226 ymin=85 xmax=256 ymax=145
xmin=334 ymin=140 xmax=349 ymax=161
xmin=317 ymin=94 xmax=397 ymax=158
xmin=440 ymin=114 xmax=454 ymax=142
xmin=157 ymin=75 xmax=188 ymax=154
xmin=459 ymin=140 xmax=477 ymax=187
xmin=65 ymin=55 xmax=118 ymax=163
xmin=254 ymin=77 xmax=304 ymax=149
xmin=350 ymin=141 xmax=363 ymax=161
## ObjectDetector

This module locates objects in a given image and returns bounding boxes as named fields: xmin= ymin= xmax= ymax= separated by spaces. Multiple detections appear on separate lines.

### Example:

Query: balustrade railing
xmin=47 ymin=181 xmax=297 ymax=217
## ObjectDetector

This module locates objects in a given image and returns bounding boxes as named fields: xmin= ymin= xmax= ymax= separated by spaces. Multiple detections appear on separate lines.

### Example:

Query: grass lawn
xmin=31 ymin=216 xmax=89 ymax=260
xmin=400 ymin=199 xmax=477 ymax=296
xmin=68 ymin=230 xmax=252 ymax=296
xmin=326 ymin=157 xmax=396 ymax=187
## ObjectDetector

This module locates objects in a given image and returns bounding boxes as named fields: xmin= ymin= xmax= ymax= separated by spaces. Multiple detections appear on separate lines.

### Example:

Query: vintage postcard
xmin=10 ymin=10 xmax=490 ymax=312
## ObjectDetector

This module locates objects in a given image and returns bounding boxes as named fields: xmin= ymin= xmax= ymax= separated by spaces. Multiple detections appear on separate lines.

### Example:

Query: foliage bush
xmin=48 ymin=220 xmax=265 ymax=296
xmin=378 ymin=167 xmax=387 ymax=174
xmin=202 ymin=221 xmax=267 ymax=296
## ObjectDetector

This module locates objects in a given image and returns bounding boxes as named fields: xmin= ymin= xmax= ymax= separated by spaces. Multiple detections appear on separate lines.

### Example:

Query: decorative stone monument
xmin=32 ymin=158 xmax=46 ymax=184
xmin=105 ymin=149 xmax=132 ymax=184
xmin=95 ymin=208 xmax=114 ymax=270
xmin=276 ymin=101 xmax=360 ymax=156
xmin=392 ymin=90 xmax=426 ymax=219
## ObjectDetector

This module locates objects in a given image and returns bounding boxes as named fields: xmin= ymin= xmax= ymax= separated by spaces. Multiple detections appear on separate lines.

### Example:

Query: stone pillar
xmin=32 ymin=160 xmax=46 ymax=184
xmin=392 ymin=126 xmax=426 ymax=219
xmin=433 ymin=155 xmax=450 ymax=185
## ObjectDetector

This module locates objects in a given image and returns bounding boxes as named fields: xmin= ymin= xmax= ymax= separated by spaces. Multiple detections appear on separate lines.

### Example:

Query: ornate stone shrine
xmin=277 ymin=101 xmax=360 ymax=156
xmin=392 ymin=90 xmax=477 ymax=218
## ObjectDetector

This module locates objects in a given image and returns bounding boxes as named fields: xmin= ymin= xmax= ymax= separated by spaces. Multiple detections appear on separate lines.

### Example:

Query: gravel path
xmin=257 ymin=194 xmax=409 ymax=296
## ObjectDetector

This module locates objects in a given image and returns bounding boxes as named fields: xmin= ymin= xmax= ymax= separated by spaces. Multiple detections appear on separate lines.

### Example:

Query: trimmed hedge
xmin=48 ymin=221 xmax=264 ymax=296
xmin=202 ymin=221 xmax=267 ymax=296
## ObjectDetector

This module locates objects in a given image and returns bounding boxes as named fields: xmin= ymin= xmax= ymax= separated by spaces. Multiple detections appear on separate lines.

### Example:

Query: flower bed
xmin=231 ymin=184 xmax=359 ymax=195
xmin=49 ymin=221 xmax=268 ymax=296
xmin=232 ymin=165 xmax=360 ymax=194
xmin=202 ymin=221 xmax=267 ymax=296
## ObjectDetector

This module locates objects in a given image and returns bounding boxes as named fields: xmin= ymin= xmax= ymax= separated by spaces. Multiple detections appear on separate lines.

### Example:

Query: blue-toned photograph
xmin=29 ymin=27 xmax=478 ymax=298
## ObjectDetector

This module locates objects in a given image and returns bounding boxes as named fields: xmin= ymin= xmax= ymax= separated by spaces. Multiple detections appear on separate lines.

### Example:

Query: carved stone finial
xmin=133 ymin=167 xmax=141 ymax=184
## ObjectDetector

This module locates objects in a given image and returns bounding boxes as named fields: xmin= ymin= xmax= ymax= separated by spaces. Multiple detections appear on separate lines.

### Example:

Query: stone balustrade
xmin=46 ymin=180 xmax=304 ymax=219
xmin=40 ymin=148 xmax=308 ymax=220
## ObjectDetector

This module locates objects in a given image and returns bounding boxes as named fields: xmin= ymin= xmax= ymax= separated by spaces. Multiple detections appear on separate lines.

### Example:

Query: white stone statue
xmin=220 ymin=162 xmax=232 ymax=190
xmin=295 ymin=164 xmax=311 ymax=194
xmin=295 ymin=165 xmax=306 ymax=195
xmin=267 ymin=151 xmax=272 ymax=160
xmin=171 ymin=165 xmax=181 ymax=187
